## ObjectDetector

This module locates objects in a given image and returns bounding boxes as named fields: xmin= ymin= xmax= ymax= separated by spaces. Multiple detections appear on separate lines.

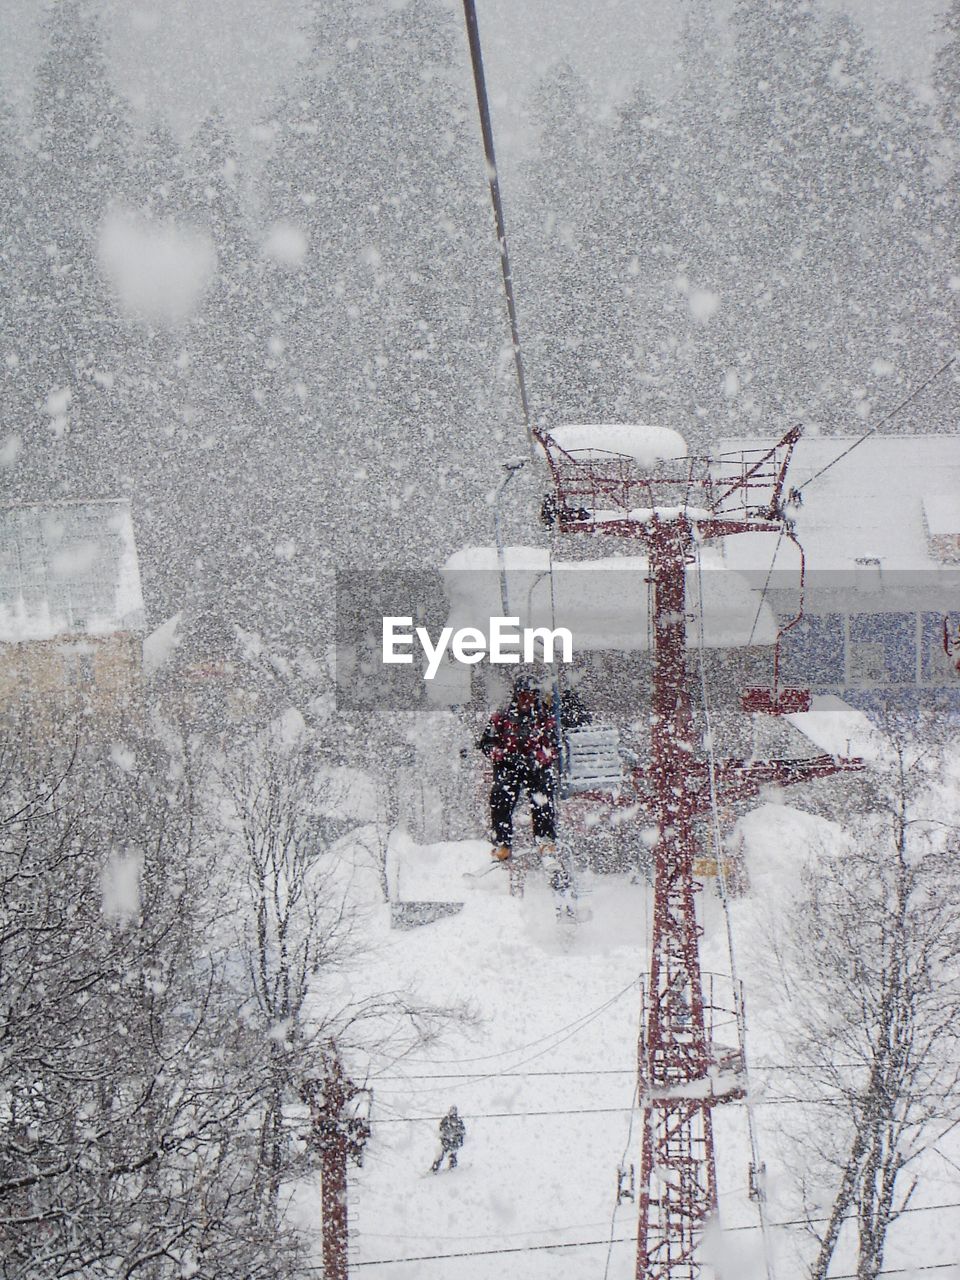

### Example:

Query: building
xmin=720 ymin=435 xmax=960 ymax=715
xmin=0 ymin=499 xmax=146 ymax=727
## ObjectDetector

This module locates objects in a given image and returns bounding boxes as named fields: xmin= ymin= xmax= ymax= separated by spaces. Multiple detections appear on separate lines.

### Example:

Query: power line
xmin=348 ymin=1235 xmax=960 ymax=1271
xmin=345 ymin=1197 xmax=960 ymax=1269
xmin=602 ymin=1075 xmax=640 ymax=1280
xmin=370 ymin=1060 xmax=895 ymax=1081
xmin=370 ymin=980 xmax=641 ymax=1099
xmin=370 ymin=1091 xmax=923 ymax=1124
xmin=351 ymin=1220 xmax=610 ymax=1242
xmin=373 ymin=1104 xmax=634 ymax=1123
xmin=351 ymin=1235 xmax=625 ymax=1267
xmin=828 ymin=1267 xmax=959 ymax=1278
xmin=370 ymin=975 xmax=640 ymax=1075
xmin=797 ymin=352 xmax=957 ymax=493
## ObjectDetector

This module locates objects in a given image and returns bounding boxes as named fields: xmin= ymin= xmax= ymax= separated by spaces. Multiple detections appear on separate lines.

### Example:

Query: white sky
xmin=0 ymin=0 xmax=945 ymax=163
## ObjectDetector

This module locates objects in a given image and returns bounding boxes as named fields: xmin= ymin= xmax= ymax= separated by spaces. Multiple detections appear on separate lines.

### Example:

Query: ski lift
xmin=534 ymin=423 xmax=803 ymax=534
xmin=561 ymin=724 xmax=623 ymax=797
xmin=739 ymin=523 xmax=812 ymax=716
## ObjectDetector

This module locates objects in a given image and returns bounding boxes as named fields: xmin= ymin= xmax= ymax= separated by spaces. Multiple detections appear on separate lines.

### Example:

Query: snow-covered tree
xmin=772 ymin=733 xmax=960 ymax=1280
xmin=0 ymin=727 xmax=306 ymax=1277
xmin=933 ymin=0 xmax=960 ymax=306
xmin=17 ymin=0 xmax=131 ymax=495
xmin=718 ymin=0 xmax=945 ymax=433
xmin=260 ymin=0 xmax=507 ymax=572
xmin=215 ymin=735 xmax=466 ymax=1227
xmin=935 ymin=0 xmax=960 ymax=176
xmin=0 ymin=100 xmax=29 ymax=468
xmin=512 ymin=62 xmax=615 ymax=418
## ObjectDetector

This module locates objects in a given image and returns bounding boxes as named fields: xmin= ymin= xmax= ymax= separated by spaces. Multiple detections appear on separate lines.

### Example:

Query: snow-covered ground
xmin=305 ymin=812 xmax=960 ymax=1280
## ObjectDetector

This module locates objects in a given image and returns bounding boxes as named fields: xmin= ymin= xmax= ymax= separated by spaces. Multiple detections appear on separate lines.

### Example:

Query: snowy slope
xmin=303 ymin=813 xmax=960 ymax=1279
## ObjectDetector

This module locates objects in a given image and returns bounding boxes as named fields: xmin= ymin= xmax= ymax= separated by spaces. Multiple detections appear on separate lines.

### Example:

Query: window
xmin=848 ymin=641 xmax=887 ymax=684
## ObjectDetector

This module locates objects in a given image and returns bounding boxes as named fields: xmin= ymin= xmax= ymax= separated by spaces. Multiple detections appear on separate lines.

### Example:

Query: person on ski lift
xmin=478 ymin=675 xmax=558 ymax=862
xmin=430 ymin=1105 xmax=466 ymax=1172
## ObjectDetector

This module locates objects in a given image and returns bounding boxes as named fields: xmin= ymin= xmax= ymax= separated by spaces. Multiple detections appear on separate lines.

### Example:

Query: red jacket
xmin=480 ymin=696 xmax=557 ymax=768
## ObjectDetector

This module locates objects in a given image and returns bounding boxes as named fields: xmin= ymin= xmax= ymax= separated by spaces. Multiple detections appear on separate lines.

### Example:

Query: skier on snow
xmin=430 ymin=1105 xmax=465 ymax=1172
xmin=479 ymin=676 xmax=558 ymax=862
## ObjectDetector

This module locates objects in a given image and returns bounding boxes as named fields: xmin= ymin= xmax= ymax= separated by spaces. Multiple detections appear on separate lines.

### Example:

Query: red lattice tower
xmin=536 ymin=424 xmax=863 ymax=1280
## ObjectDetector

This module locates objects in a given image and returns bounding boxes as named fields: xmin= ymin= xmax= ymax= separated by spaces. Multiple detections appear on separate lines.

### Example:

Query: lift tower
xmin=537 ymin=423 xmax=862 ymax=1280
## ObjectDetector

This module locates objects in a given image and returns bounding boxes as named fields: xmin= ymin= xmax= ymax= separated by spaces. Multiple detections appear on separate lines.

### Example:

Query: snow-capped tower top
xmin=536 ymin=422 xmax=802 ymax=538
xmin=541 ymin=422 xmax=688 ymax=468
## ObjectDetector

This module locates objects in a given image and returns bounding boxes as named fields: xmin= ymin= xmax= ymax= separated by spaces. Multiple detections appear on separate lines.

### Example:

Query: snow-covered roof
xmin=922 ymin=492 xmax=960 ymax=538
xmin=0 ymin=500 xmax=146 ymax=643
xmin=442 ymin=547 xmax=776 ymax=650
xmin=542 ymin=422 xmax=688 ymax=466
xmin=719 ymin=435 xmax=960 ymax=573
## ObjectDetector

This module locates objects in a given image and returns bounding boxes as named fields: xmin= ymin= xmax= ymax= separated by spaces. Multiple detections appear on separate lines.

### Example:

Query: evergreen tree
xmin=723 ymin=0 xmax=943 ymax=433
xmin=935 ymin=0 xmax=960 ymax=172
xmin=598 ymin=82 xmax=688 ymax=429
xmin=513 ymin=62 xmax=613 ymax=418
xmin=933 ymin=0 xmax=960 ymax=290
xmin=659 ymin=0 xmax=737 ymax=443
xmin=0 ymin=100 xmax=31 ymax=486
xmin=259 ymin=0 xmax=507 ymax=580
xmin=17 ymin=0 xmax=132 ymax=496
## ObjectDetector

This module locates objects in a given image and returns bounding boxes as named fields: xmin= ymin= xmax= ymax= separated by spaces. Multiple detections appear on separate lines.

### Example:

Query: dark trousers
xmin=491 ymin=761 xmax=556 ymax=848
xmin=431 ymin=1146 xmax=459 ymax=1172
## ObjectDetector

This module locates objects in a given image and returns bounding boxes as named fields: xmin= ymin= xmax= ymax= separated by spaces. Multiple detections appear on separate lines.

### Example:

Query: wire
xmin=351 ymin=1235 xmax=626 ymax=1267
xmin=353 ymin=1219 xmax=610 ymax=1242
xmin=371 ymin=1067 xmax=641 ymax=1081
xmin=694 ymin=544 xmax=777 ymax=1280
xmin=373 ymin=1104 xmax=640 ymax=1123
xmin=747 ymin=527 xmax=784 ymax=647
xmin=345 ymin=1232 xmax=960 ymax=1271
xmin=370 ymin=975 xmax=639 ymax=1072
xmin=461 ymin=0 xmax=535 ymax=452
xmin=797 ymin=352 xmax=957 ymax=494
xmin=370 ymin=979 xmax=640 ymax=1102
xmin=345 ymin=1196 xmax=960 ymax=1269
xmin=368 ymin=1088 xmax=918 ymax=1125
xmin=602 ymin=1076 xmax=640 ymax=1280
xmin=369 ymin=1060 xmax=875 ymax=1081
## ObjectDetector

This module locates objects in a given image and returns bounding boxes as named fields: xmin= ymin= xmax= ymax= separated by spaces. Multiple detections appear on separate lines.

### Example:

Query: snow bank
xmin=736 ymin=802 xmax=844 ymax=899
xmin=387 ymin=830 xmax=492 ymax=902
xmin=543 ymin=422 xmax=688 ymax=466
xmin=98 ymin=212 xmax=216 ymax=327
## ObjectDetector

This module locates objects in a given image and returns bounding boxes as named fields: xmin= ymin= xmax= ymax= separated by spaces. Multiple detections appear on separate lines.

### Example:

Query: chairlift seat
xmin=562 ymin=725 xmax=623 ymax=796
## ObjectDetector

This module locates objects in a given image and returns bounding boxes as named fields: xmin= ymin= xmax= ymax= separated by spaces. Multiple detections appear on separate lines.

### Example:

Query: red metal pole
xmin=637 ymin=517 xmax=719 ymax=1280
xmin=317 ymin=1057 xmax=350 ymax=1280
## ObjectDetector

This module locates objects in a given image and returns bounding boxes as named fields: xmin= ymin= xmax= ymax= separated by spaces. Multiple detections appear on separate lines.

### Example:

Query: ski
xmin=462 ymin=859 xmax=508 ymax=881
